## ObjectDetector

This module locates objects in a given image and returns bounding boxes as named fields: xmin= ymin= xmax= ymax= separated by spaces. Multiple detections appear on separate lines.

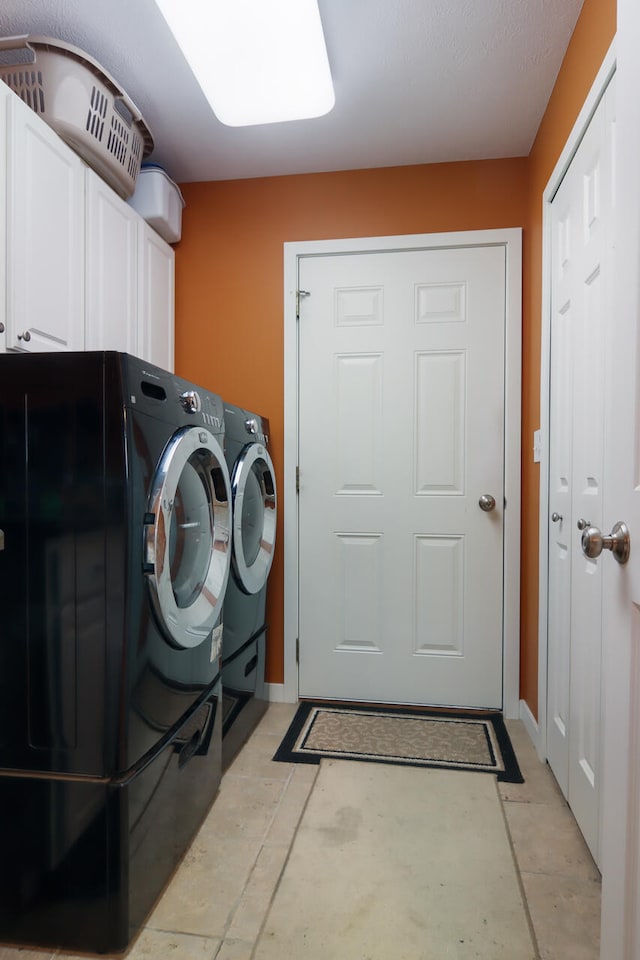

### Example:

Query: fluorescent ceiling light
xmin=153 ymin=0 xmax=335 ymax=127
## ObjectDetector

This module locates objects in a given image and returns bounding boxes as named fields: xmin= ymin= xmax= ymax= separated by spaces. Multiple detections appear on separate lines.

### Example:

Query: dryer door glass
xmin=241 ymin=466 xmax=265 ymax=567
xmin=144 ymin=427 xmax=231 ymax=648
xmin=231 ymin=443 xmax=277 ymax=595
xmin=169 ymin=456 xmax=215 ymax=608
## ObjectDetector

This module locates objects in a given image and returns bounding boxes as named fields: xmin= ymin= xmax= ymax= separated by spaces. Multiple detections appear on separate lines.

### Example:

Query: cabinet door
xmin=0 ymin=83 xmax=7 ymax=354
xmin=85 ymin=169 xmax=138 ymax=354
xmin=7 ymin=93 xmax=84 ymax=352
xmin=138 ymin=222 xmax=175 ymax=372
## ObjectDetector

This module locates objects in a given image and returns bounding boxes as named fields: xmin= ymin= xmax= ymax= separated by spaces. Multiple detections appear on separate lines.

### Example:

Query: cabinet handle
xmin=17 ymin=330 xmax=31 ymax=342
xmin=0 ymin=322 xmax=4 ymax=333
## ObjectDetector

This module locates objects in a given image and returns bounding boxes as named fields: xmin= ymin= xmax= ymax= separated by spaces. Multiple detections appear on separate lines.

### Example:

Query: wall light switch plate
xmin=533 ymin=429 xmax=541 ymax=463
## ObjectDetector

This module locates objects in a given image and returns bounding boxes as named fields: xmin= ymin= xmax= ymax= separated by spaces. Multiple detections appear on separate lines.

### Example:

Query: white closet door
xmin=547 ymin=78 xmax=615 ymax=865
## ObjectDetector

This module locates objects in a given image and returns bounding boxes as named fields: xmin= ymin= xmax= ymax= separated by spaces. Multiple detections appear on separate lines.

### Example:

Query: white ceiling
xmin=0 ymin=0 xmax=584 ymax=184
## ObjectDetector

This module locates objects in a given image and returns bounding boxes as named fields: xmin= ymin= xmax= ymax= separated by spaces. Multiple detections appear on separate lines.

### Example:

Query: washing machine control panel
xmin=179 ymin=390 xmax=202 ymax=414
xmin=244 ymin=418 xmax=268 ymax=445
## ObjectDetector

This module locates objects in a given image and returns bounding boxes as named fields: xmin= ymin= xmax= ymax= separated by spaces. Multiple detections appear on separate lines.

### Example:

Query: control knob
xmin=179 ymin=390 xmax=202 ymax=414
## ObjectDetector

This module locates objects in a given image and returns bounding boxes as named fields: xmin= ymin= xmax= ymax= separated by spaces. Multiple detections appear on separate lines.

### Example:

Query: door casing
xmin=283 ymin=229 xmax=522 ymax=715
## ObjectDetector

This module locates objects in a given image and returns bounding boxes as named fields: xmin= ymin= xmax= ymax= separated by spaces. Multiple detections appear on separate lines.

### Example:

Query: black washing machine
xmin=0 ymin=351 xmax=231 ymax=953
xmin=221 ymin=404 xmax=277 ymax=769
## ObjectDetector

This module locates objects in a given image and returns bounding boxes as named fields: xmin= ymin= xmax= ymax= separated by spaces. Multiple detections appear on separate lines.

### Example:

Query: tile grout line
xmin=141 ymin=763 xmax=296 ymax=957
xmin=495 ymin=779 xmax=542 ymax=960
xmin=247 ymin=762 xmax=320 ymax=960
xmin=211 ymin=758 xmax=308 ymax=959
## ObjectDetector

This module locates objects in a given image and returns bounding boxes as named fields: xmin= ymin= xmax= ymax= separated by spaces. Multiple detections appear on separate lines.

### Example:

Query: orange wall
xmin=174 ymin=160 xmax=528 ymax=682
xmin=174 ymin=0 xmax=615 ymax=701
xmin=520 ymin=0 xmax=615 ymax=715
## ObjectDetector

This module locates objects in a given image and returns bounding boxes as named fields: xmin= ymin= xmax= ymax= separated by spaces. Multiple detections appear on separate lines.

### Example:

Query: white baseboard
xmin=519 ymin=697 xmax=539 ymax=738
xmin=519 ymin=698 xmax=544 ymax=759
xmin=265 ymin=682 xmax=292 ymax=703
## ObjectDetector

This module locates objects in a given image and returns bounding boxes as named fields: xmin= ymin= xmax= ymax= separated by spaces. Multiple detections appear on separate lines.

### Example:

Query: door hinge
xmin=296 ymin=465 xmax=300 ymax=494
xmin=296 ymin=637 xmax=300 ymax=663
xmin=296 ymin=289 xmax=310 ymax=319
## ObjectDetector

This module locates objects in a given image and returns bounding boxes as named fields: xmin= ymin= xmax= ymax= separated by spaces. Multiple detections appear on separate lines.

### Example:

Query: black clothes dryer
xmin=221 ymin=404 xmax=277 ymax=769
xmin=0 ymin=351 xmax=232 ymax=953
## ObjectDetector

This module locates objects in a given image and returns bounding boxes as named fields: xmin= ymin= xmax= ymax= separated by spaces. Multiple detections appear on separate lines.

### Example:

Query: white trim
xmin=265 ymin=681 xmax=288 ymax=703
xmin=519 ymin=697 xmax=540 ymax=752
xmin=537 ymin=40 xmax=616 ymax=762
xmin=503 ymin=230 xmax=522 ymax=719
xmin=283 ymin=247 xmax=300 ymax=703
xmin=284 ymin=228 xmax=522 ymax=715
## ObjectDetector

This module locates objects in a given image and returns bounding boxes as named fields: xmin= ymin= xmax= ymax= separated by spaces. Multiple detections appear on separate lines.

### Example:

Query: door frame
xmin=536 ymin=40 xmax=616 ymax=761
xmin=283 ymin=229 xmax=522 ymax=715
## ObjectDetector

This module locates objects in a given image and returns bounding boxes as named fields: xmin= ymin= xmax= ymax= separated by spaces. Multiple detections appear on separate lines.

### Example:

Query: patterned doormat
xmin=273 ymin=701 xmax=524 ymax=783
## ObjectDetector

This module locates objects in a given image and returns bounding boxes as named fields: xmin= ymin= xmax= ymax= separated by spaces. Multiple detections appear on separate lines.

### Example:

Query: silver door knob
xmin=577 ymin=518 xmax=591 ymax=530
xmin=551 ymin=512 xmax=563 ymax=523
xmin=17 ymin=330 xmax=31 ymax=342
xmin=479 ymin=494 xmax=496 ymax=512
xmin=581 ymin=522 xmax=631 ymax=565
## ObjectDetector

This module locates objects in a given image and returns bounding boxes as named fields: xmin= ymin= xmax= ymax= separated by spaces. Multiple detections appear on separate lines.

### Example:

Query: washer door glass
xmin=231 ymin=443 xmax=277 ymax=595
xmin=144 ymin=426 xmax=231 ymax=648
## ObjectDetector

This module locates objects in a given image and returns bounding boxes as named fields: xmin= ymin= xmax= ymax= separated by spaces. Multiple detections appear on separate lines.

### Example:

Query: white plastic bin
xmin=128 ymin=164 xmax=185 ymax=244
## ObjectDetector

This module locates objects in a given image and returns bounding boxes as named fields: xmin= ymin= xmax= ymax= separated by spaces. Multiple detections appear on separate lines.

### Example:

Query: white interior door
xmin=547 ymin=77 xmax=615 ymax=867
xmin=600 ymin=2 xmax=640 ymax=953
xmin=298 ymin=243 xmax=507 ymax=707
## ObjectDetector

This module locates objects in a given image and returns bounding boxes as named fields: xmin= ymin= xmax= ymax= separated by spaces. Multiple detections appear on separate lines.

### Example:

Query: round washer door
xmin=231 ymin=443 xmax=277 ymax=595
xmin=144 ymin=426 xmax=232 ymax=649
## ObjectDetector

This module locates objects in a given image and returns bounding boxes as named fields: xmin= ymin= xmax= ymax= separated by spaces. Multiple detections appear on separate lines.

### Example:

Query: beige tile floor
xmin=0 ymin=705 xmax=601 ymax=960
xmin=253 ymin=760 xmax=537 ymax=959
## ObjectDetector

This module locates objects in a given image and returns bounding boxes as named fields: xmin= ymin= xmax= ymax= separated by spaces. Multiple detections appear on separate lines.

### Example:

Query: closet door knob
xmin=581 ymin=522 xmax=631 ymax=565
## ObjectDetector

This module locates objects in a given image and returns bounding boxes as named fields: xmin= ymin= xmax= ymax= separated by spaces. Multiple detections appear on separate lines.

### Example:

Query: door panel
xmin=7 ymin=94 xmax=84 ymax=352
xmin=298 ymin=244 xmax=506 ymax=707
xmin=85 ymin=169 xmax=139 ymax=354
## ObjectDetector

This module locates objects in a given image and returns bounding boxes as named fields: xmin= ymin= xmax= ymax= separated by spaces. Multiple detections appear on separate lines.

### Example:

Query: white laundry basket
xmin=128 ymin=164 xmax=186 ymax=244
xmin=0 ymin=35 xmax=153 ymax=199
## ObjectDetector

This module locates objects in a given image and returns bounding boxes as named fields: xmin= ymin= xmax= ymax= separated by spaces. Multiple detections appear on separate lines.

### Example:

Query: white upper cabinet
xmin=6 ymin=92 xmax=85 ymax=352
xmin=0 ymin=85 xmax=176 ymax=366
xmin=85 ymin=169 xmax=139 ymax=355
xmin=138 ymin=221 xmax=175 ymax=372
